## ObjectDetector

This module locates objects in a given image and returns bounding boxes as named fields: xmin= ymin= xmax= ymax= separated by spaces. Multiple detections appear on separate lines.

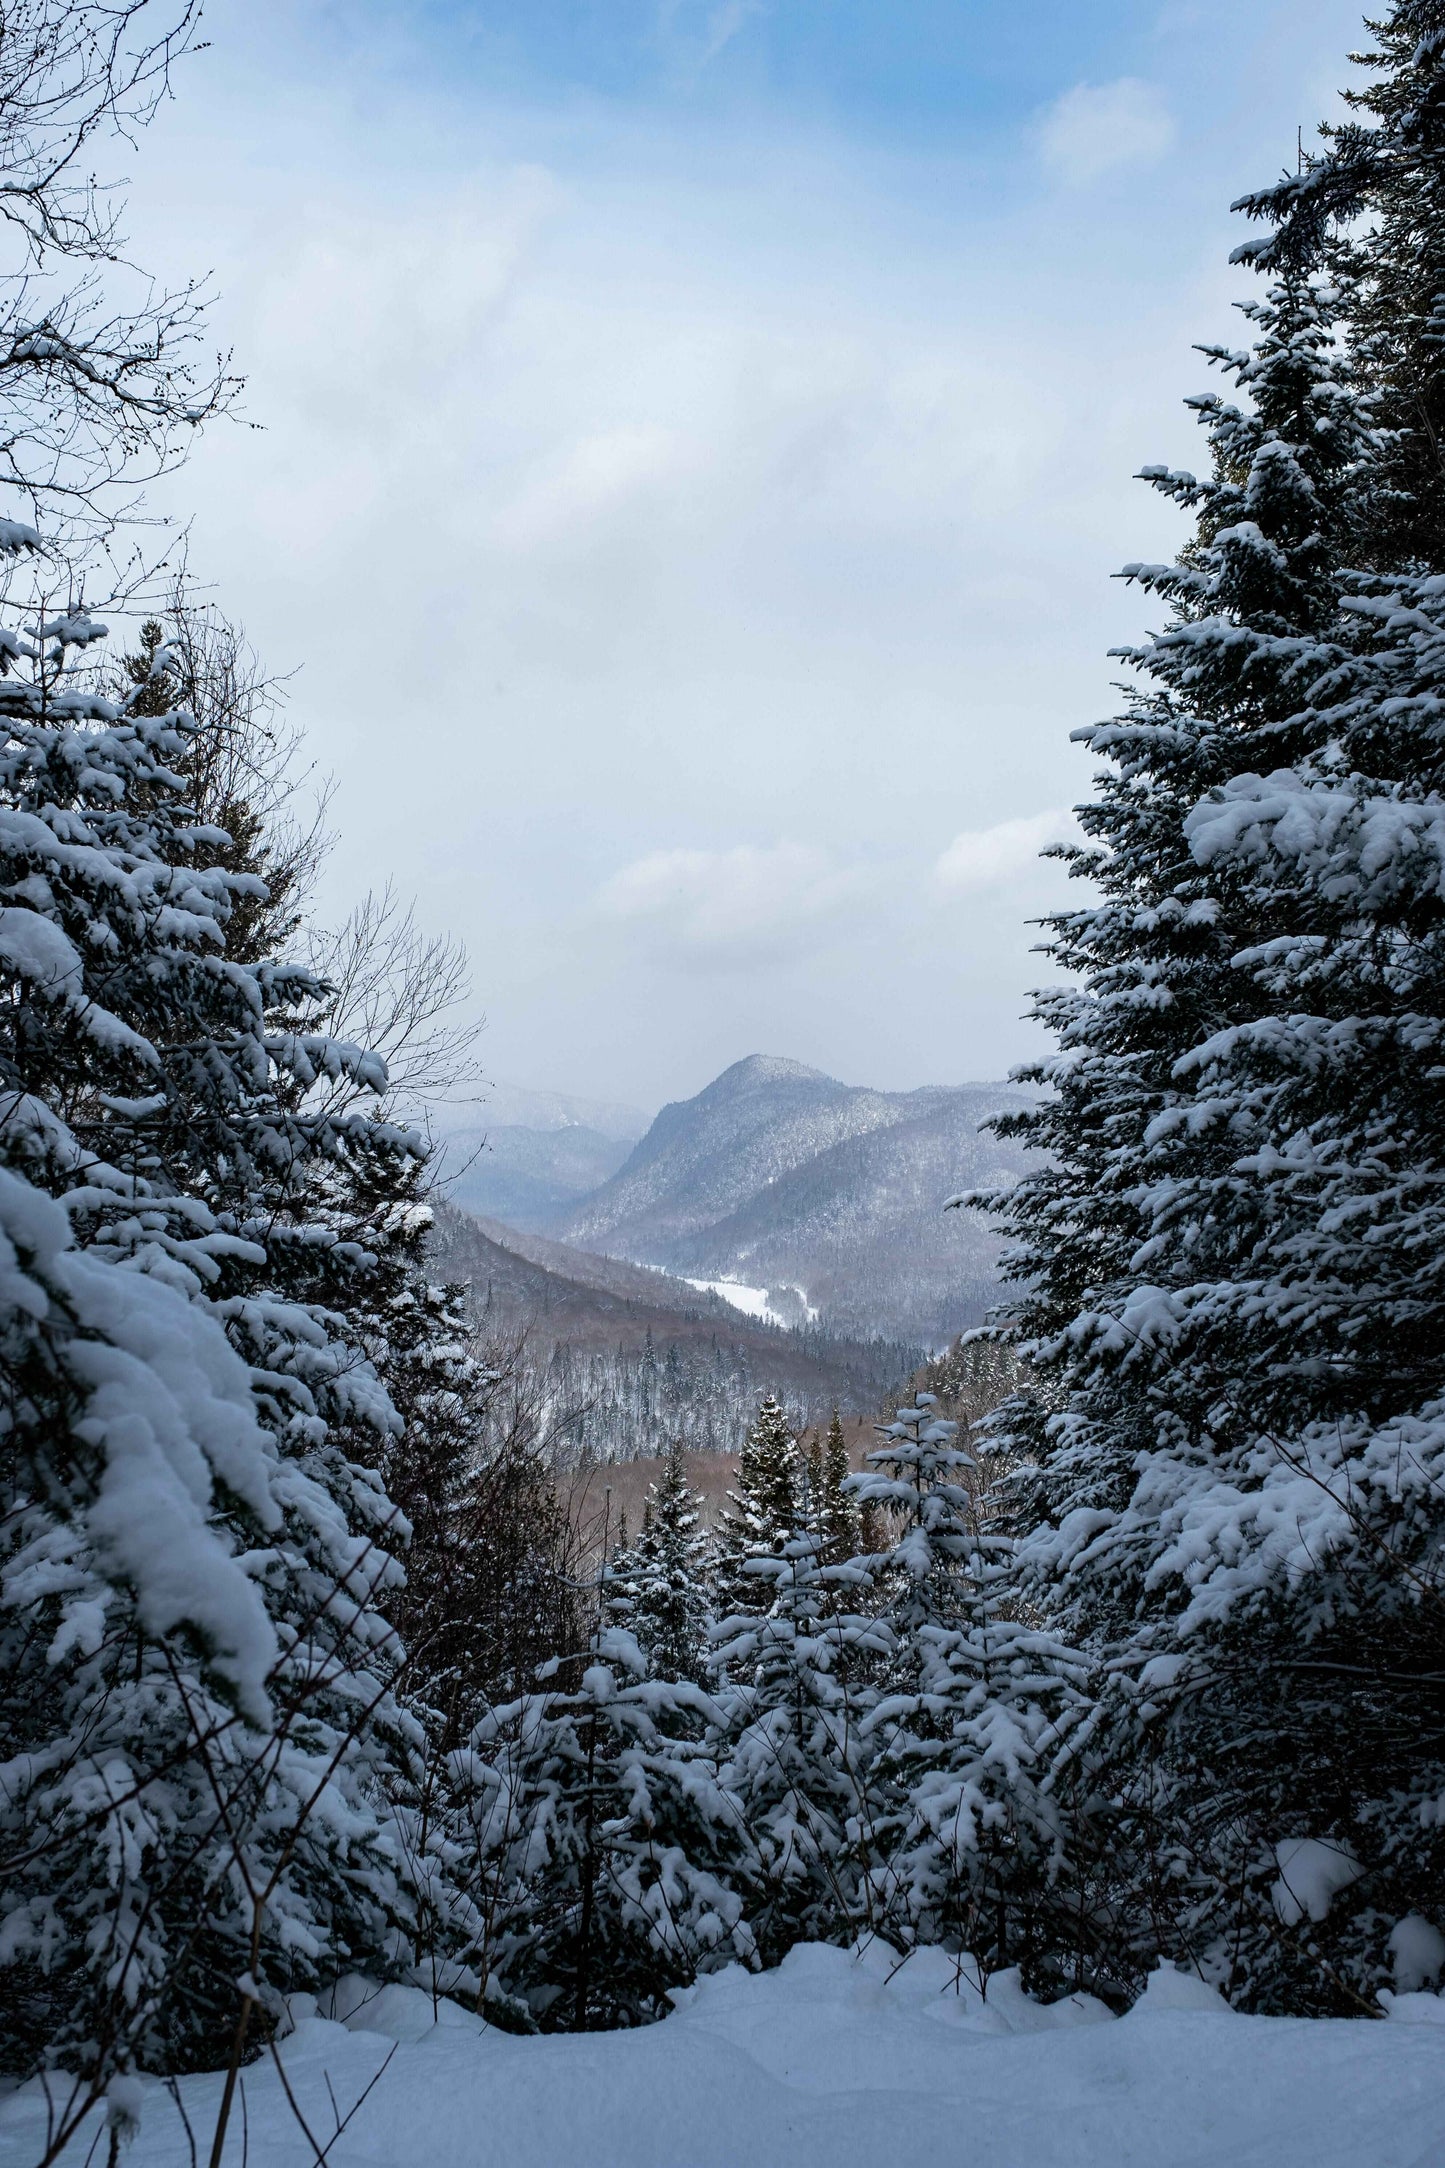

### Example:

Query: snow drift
xmin=6 ymin=1940 xmax=1444 ymax=2168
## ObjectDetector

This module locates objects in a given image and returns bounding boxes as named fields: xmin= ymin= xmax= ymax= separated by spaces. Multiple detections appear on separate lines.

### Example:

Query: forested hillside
xmin=428 ymin=1201 xmax=920 ymax=1461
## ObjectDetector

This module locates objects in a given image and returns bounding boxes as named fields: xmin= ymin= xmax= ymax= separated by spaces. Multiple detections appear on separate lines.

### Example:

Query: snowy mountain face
xmin=559 ymin=1055 xmax=1032 ymax=1345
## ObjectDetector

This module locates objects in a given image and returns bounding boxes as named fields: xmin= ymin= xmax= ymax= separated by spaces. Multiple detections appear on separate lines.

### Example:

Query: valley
xmin=427 ymin=1197 xmax=921 ymax=1463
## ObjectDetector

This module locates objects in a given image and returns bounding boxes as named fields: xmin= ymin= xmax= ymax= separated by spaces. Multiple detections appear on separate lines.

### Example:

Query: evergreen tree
xmin=973 ymin=18 xmax=1445 ymax=2011
xmin=851 ymin=1398 xmax=1084 ymax=1976
xmin=459 ymin=1628 xmax=753 ymax=2030
xmin=370 ymin=1216 xmax=495 ymax=1734
xmin=605 ymin=1440 xmax=712 ymax=1687
xmin=0 ymin=589 xmax=425 ymax=2078
xmin=1233 ymin=0 xmax=1445 ymax=568
xmin=709 ymin=1405 xmax=883 ymax=1960
xmin=805 ymin=1411 xmax=861 ymax=1575
xmin=709 ymin=1530 xmax=880 ymax=1963
xmin=396 ymin=1319 xmax=581 ymax=1720
xmin=115 ymin=603 xmax=324 ymax=971
xmin=714 ymin=1395 xmax=802 ymax=1625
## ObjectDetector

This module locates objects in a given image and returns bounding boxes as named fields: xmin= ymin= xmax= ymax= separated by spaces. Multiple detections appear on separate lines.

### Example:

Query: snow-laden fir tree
xmin=851 ymin=1398 xmax=1085 ymax=1976
xmin=456 ymin=1626 xmax=753 ymax=2030
xmin=375 ymin=1248 xmax=490 ymax=1724
xmin=415 ymin=1332 xmax=582 ymax=1709
xmin=972 ymin=11 xmax=1445 ymax=2011
xmin=604 ymin=1439 xmax=712 ymax=1687
xmin=713 ymin=1395 xmax=802 ymax=1628
xmin=805 ymin=1411 xmax=862 ymax=1577
xmin=709 ymin=1490 xmax=885 ymax=1960
xmin=1232 ymin=0 xmax=1445 ymax=567
xmin=0 ymin=580 xmax=428 ymax=2081
xmin=332 ymin=1159 xmax=492 ymax=1728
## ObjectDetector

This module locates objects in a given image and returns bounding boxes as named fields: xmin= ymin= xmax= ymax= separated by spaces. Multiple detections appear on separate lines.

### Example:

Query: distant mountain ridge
xmin=560 ymin=1055 xmax=1031 ymax=1346
xmin=444 ymin=1081 xmax=650 ymax=1138
xmin=439 ymin=1123 xmax=636 ymax=1227
xmin=432 ymin=1080 xmax=651 ymax=1225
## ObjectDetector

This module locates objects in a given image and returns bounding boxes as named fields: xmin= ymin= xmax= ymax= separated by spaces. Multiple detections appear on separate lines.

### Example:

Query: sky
xmin=116 ymin=0 xmax=1366 ymax=1110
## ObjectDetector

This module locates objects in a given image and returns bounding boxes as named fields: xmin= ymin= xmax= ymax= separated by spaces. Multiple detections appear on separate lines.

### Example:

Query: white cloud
xmin=594 ymin=842 xmax=861 ymax=966
xmin=492 ymin=425 xmax=694 ymax=550
xmin=934 ymin=810 xmax=1083 ymax=894
xmin=111 ymin=0 xmax=1355 ymax=1102
xmin=655 ymin=0 xmax=765 ymax=77
xmin=1036 ymin=79 xmax=1176 ymax=187
xmin=702 ymin=1 xmax=765 ymax=66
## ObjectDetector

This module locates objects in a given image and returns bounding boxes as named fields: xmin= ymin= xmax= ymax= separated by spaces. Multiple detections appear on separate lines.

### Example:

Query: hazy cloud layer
xmin=595 ymin=843 xmax=864 ymax=967
xmin=935 ymin=811 xmax=1085 ymax=893
xmin=1036 ymin=78 xmax=1176 ymax=187
xmin=113 ymin=0 xmax=1362 ymax=1104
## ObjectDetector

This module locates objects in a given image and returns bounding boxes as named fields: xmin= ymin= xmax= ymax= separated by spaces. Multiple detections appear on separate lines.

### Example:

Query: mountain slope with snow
xmin=426 ymin=1203 xmax=920 ymax=1458
xmin=561 ymin=1056 xmax=1032 ymax=1344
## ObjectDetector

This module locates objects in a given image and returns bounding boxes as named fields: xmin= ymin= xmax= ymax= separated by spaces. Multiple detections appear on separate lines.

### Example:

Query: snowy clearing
xmin=7 ymin=1941 xmax=1445 ymax=2168
xmin=685 ymin=1274 xmax=775 ymax=1321
xmin=684 ymin=1276 xmax=816 ymax=1326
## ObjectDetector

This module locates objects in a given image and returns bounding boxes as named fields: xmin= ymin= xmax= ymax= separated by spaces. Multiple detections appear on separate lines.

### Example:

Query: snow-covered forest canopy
xmin=5 ymin=3 xmax=1445 ymax=2163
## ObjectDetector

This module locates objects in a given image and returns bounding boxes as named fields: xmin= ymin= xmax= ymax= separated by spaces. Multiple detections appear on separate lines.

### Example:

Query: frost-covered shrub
xmin=455 ymin=1629 xmax=754 ymax=2030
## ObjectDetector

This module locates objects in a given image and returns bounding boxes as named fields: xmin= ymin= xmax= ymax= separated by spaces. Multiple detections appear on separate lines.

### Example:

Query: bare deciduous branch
xmin=0 ymin=3 xmax=242 ymax=551
xmin=302 ymin=882 xmax=486 ymax=1118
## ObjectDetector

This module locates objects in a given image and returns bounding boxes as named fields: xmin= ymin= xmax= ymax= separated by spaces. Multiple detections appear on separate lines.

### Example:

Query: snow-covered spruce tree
xmin=1232 ymin=1 xmax=1445 ymax=569
xmin=332 ymin=1183 xmax=499 ymax=1978
xmin=604 ymin=1439 xmax=712 ymax=1688
xmin=704 ymin=1392 xmax=891 ymax=1958
xmin=713 ymin=1395 xmax=802 ymax=1628
xmin=430 ymin=1337 xmax=583 ymax=1709
xmin=456 ymin=1626 xmax=753 ymax=2030
xmin=971 ymin=50 xmax=1445 ymax=2010
xmin=851 ymin=1398 xmax=1084 ymax=1977
xmin=367 ymin=1292 xmax=593 ymax=2001
xmin=1175 ymin=6 xmax=1445 ymax=2005
xmin=376 ymin=1244 xmax=495 ymax=1727
xmin=0 ymin=1162 xmax=314 ymax=2122
xmin=0 ymin=587 xmax=427 ymax=2081
xmin=115 ymin=603 xmax=326 ymax=972
xmin=805 ymin=1411 xmax=861 ymax=1579
xmin=709 ymin=1508 xmax=885 ymax=1961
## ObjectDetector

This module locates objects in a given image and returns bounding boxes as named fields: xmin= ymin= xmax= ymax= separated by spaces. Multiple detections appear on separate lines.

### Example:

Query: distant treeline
xmin=530 ymin=1326 xmax=922 ymax=1467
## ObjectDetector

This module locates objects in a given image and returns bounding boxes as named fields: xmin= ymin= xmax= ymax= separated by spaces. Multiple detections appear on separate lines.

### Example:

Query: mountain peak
xmin=708 ymin=1054 xmax=836 ymax=1095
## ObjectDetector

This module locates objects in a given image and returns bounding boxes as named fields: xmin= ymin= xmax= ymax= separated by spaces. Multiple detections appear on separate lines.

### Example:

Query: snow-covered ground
xmin=8 ymin=1942 xmax=1445 ymax=2168
xmin=685 ymin=1276 xmax=817 ymax=1326
xmin=684 ymin=1274 xmax=775 ymax=1321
